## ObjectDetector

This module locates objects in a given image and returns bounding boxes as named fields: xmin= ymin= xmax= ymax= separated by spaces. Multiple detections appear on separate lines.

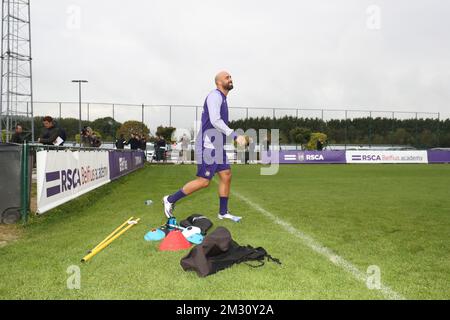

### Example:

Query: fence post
xmin=31 ymin=101 xmax=34 ymax=142
xmin=20 ymin=142 xmax=30 ymax=224
xmin=437 ymin=112 xmax=440 ymax=147
xmin=169 ymin=105 xmax=172 ymax=127
xmin=344 ymin=110 xmax=348 ymax=150
xmin=391 ymin=112 xmax=395 ymax=147
xmin=141 ymin=104 xmax=144 ymax=131
xmin=415 ymin=112 xmax=418 ymax=148
xmin=368 ymin=111 xmax=372 ymax=147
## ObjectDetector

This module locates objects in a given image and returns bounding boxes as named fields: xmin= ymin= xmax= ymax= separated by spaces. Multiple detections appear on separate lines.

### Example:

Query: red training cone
xmin=159 ymin=230 xmax=192 ymax=251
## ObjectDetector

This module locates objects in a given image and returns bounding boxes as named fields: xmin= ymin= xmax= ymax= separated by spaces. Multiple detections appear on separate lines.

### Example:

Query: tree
xmin=91 ymin=117 xmax=122 ymax=140
xmin=116 ymin=121 xmax=150 ymax=140
xmin=289 ymin=127 xmax=311 ymax=149
xmin=307 ymin=132 xmax=328 ymax=150
xmin=155 ymin=126 xmax=176 ymax=143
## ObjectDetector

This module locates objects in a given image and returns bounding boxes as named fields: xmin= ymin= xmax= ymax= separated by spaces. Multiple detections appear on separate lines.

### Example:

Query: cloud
xmin=30 ymin=0 xmax=450 ymax=130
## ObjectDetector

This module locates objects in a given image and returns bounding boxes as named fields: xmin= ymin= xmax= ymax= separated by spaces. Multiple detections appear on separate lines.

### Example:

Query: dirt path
xmin=0 ymin=225 xmax=22 ymax=248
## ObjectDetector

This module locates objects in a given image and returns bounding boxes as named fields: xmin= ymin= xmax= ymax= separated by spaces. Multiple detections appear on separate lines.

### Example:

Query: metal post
xmin=112 ymin=103 xmax=115 ymax=121
xmin=72 ymin=80 xmax=88 ymax=146
xmin=246 ymin=107 xmax=249 ymax=119
xmin=169 ymin=105 xmax=172 ymax=127
xmin=5 ymin=0 xmax=11 ymax=142
xmin=345 ymin=110 xmax=348 ymax=150
xmin=296 ymin=109 xmax=299 ymax=118
xmin=78 ymin=83 xmax=82 ymax=141
xmin=415 ymin=112 xmax=418 ymax=148
xmin=272 ymin=108 xmax=275 ymax=119
xmin=21 ymin=142 xmax=30 ymax=224
xmin=28 ymin=0 xmax=34 ymax=144
xmin=391 ymin=112 xmax=395 ymax=147
xmin=195 ymin=106 xmax=198 ymax=123
xmin=59 ymin=102 xmax=62 ymax=120
xmin=368 ymin=111 xmax=372 ymax=147
xmin=31 ymin=101 xmax=34 ymax=142
xmin=87 ymin=103 xmax=90 ymax=122
xmin=141 ymin=103 xmax=144 ymax=131
xmin=437 ymin=112 xmax=440 ymax=147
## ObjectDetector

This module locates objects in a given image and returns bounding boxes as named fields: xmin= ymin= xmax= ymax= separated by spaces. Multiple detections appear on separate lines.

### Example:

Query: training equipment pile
xmin=180 ymin=226 xmax=281 ymax=277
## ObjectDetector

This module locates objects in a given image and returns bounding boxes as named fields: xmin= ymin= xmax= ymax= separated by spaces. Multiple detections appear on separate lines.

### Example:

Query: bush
xmin=307 ymin=132 xmax=328 ymax=150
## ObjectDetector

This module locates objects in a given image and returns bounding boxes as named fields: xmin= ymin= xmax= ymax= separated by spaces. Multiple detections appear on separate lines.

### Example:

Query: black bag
xmin=180 ymin=214 xmax=213 ymax=235
xmin=180 ymin=227 xmax=281 ymax=277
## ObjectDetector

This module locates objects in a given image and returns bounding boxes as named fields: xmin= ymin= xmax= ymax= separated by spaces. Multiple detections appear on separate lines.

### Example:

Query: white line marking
xmin=231 ymin=190 xmax=406 ymax=300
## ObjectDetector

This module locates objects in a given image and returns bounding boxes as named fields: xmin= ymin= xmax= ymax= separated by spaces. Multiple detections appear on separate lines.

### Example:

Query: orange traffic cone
xmin=159 ymin=230 xmax=192 ymax=251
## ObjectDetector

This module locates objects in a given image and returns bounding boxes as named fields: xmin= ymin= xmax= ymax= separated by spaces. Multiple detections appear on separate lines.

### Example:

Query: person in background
xmin=140 ymin=134 xmax=147 ymax=151
xmin=156 ymin=135 xmax=166 ymax=162
xmin=316 ymin=138 xmax=324 ymax=151
xmin=179 ymin=133 xmax=190 ymax=164
xmin=247 ymin=137 xmax=256 ymax=164
xmin=38 ymin=116 xmax=61 ymax=145
xmin=115 ymin=134 xmax=126 ymax=150
xmin=127 ymin=133 xmax=140 ymax=150
xmin=81 ymin=126 xmax=101 ymax=148
xmin=11 ymin=124 xmax=25 ymax=144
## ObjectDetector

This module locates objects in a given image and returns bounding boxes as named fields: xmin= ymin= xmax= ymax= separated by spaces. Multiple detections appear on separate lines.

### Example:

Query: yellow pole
xmin=89 ymin=217 xmax=134 ymax=252
xmin=81 ymin=218 xmax=140 ymax=262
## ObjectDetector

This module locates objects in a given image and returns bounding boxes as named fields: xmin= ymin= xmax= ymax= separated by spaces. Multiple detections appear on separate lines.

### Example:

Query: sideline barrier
xmin=261 ymin=150 xmax=450 ymax=164
xmin=109 ymin=150 xmax=145 ymax=180
xmin=427 ymin=150 xmax=450 ymax=164
xmin=261 ymin=150 xmax=346 ymax=164
xmin=345 ymin=150 xmax=428 ymax=164
xmin=36 ymin=148 xmax=145 ymax=214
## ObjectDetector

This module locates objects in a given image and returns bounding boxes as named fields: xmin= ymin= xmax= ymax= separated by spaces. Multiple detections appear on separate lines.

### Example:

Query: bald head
xmin=214 ymin=71 xmax=234 ymax=94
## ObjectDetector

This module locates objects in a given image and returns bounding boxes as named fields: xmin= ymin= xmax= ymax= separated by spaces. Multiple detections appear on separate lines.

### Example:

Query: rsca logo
xmin=306 ymin=154 xmax=324 ymax=161
xmin=352 ymin=154 xmax=382 ymax=161
xmin=45 ymin=166 xmax=107 ymax=197
xmin=298 ymin=153 xmax=325 ymax=161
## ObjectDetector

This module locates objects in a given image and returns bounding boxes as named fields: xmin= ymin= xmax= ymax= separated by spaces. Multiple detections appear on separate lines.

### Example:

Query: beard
xmin=227 ymin=82 xmax=234 ymax=90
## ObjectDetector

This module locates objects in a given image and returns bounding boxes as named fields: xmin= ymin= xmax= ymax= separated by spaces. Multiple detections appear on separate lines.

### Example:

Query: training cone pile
xmin=159 ymin=230 xmax=192 ymax=251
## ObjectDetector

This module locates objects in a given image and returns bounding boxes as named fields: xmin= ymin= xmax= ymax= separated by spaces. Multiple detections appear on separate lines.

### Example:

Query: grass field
xmin=1 ymin=164 xmax=449 ymax=300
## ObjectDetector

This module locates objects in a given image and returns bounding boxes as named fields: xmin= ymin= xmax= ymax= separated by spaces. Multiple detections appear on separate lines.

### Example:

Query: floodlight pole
xmin=71 ymin=80 xmax=88 ymax=146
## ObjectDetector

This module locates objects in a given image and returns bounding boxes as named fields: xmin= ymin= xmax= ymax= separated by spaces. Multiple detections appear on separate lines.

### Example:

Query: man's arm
xmin=39 ymin=127 xmax=59 ymax=144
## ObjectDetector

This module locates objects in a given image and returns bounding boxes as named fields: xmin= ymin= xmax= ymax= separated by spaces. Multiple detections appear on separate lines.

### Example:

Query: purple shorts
xmin=196 ymin=148 xmax=230 ymax=180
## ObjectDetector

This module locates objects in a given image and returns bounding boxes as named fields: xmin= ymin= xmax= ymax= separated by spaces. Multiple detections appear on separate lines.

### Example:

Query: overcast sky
xmin=29 ymin=0 xmax=450 ymax=130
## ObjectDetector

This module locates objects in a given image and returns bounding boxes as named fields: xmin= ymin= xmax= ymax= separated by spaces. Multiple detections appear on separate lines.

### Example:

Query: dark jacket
xmin=140 ymin=139 xmax=147 ymax=150
xmin=11 ymin=132 xmax=25 ymax=144
xmin=39 ymin=126 xmax=60 ymax=145
xmin=128 ymin=137 xmax=140 ymax=150
xmin=115 ymin=138 xmax=126 ymax=149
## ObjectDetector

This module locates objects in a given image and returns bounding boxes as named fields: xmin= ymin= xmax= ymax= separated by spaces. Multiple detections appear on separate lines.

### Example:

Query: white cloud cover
xmin=29 ymin=0 xmax=450 ymax=129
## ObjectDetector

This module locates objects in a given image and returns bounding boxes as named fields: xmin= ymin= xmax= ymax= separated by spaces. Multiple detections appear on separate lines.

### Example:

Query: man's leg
xmin=217 ymin=169 xmax=242 ymax=222
xmin=163 ymin=177 xmax=210 ymax=218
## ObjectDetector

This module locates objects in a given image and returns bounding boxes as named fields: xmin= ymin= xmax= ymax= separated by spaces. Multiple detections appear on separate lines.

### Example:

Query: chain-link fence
xmin=25 ymin=101 xmax=445 ymax=149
